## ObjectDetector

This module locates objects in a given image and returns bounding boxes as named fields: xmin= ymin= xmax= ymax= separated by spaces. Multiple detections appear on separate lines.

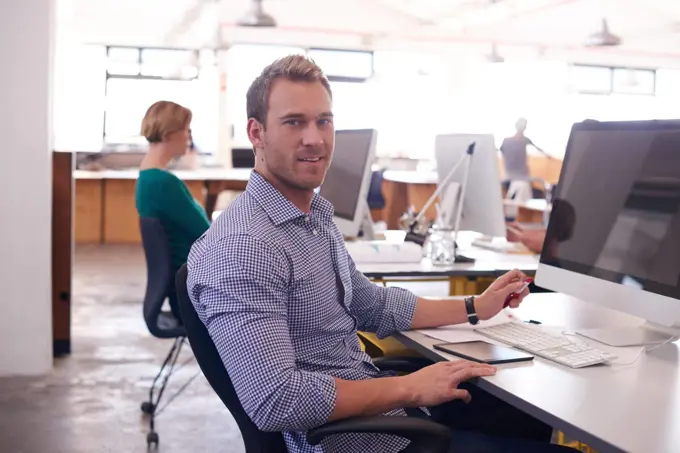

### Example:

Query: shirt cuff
xmin=375 ymin=288 xmax=418 ymax=339
xmin=292 ymin=372 xmax=337 ymax=431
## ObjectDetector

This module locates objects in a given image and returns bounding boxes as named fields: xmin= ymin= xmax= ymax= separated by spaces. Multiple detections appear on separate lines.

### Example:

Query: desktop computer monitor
xmin=435 ymin=133 xmax=506 ymax=238
xmin=535 ymin=119 xmax=680 ymax=346
xmin=319 ymin=129 xmax=377 ymax=238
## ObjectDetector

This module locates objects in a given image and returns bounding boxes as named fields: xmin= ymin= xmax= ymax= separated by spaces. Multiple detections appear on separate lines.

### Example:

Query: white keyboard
xmin=475 ymin=322 xmax=616 ymax=368
xmin=472 ymin=239 xmax=530 ymax=254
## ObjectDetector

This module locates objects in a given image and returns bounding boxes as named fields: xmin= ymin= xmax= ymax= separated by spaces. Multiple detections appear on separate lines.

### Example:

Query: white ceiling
xmin=59 ymin=0 xmax=680 ymax=67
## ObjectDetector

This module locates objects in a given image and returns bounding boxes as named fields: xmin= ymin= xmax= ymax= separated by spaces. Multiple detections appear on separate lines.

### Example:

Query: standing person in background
xmin=500 ymin=117 xmax=551 ymax=182
xmin=135 ymin=100 xmax=210 ymax=320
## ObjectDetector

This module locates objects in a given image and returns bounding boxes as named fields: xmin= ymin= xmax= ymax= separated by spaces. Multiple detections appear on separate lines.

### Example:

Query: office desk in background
xmin=395 ymin=293 xmax=680 ymax=453
xmin=357 ymin=246 xmax=538 ymax=296
xmin=381 ymin=170 xmax=438 ymax=230
xmin=74 ymin=168 xmax=252 ymax=244
xmin=505 ymin=198 xmax=551 ymax=224
xmin=378 ymin=156 xmax=562 ymax=230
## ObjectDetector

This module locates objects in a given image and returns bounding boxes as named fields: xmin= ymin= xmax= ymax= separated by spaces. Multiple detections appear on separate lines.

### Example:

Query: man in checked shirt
xmin=187 ymin=55 xmax=571 ymax=453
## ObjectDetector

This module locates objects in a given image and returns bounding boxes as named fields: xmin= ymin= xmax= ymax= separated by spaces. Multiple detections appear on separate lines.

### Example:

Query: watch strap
xmin=464 ymin=296 xmax=479 ymax=325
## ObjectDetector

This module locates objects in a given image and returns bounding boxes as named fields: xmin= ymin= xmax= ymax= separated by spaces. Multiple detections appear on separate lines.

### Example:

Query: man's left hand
xmin=475 ymin=269 xmax=531 ymax=320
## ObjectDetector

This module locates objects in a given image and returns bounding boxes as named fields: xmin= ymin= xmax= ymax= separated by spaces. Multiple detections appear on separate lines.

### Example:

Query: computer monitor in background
xmin=536 ymin=119 xmax=680 ymax=346
xmin=231 ymin=148 xmax=255 ymax=168
xmin=319 ymin=129 xmax=377 ymax=239
xmin=435 ymin=133 xmax=506 ymax=238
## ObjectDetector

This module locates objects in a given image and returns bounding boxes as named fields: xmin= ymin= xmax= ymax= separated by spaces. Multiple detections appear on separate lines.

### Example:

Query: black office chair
xmin=175 ymin=264 xmax=452 ymax=453
xmin=139 ymin=217 xmax=195 ymax=448
xmin=367 ymin=169 xmax=386 ymax=211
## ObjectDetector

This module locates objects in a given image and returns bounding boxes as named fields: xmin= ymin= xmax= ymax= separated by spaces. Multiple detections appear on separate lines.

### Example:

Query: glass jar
xmin=423 ymin=225 xmax=456 ymax=266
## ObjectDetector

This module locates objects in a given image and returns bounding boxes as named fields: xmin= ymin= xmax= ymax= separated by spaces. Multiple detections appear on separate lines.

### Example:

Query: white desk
xmin=383 ymin=170 xmax=438 ymax=185
xmin=357 ymin=247 xmax=538 ymax=279
xmin=356 ymin=244 xmax=538 ymax=297
xmin=395 ymin=293 xmax=680 ymax=453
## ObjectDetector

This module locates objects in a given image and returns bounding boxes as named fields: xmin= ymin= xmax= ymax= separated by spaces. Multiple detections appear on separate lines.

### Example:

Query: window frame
xmin=103 ymin=45 xmax=202 ymax=145
xmin=569 ymin=63 xmax=657 ymax=96
xmin=307 ymin=47 xmax=374 ymax=83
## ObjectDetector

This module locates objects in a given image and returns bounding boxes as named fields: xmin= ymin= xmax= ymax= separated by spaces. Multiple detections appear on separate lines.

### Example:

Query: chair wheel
xmin=141 ymin=401 xmax=155 ymax=414
xmin=147 ymin=431 xmax=159 ymax=448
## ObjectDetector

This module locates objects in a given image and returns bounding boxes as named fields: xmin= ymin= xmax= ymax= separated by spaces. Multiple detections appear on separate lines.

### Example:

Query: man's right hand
xmin=400 ymin=360 xmax=497 ymax=407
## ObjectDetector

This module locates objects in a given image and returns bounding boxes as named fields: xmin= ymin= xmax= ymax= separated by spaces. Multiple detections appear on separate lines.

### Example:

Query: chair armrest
xmin=373 ymin=356 xmax=433 ymax=373
xmin=307 ymin=415 xmax=451 ymax=453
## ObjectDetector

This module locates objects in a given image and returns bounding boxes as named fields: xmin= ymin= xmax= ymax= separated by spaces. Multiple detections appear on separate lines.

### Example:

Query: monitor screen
xmin=319 ymin=130 xmax=374 ymax=221
xmin=542 ymin=120 xmax=680 ymax=300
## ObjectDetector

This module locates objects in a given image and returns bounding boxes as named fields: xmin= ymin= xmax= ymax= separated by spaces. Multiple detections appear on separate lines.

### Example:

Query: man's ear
xmin=247 ymin=118 xmax=265 ymax=151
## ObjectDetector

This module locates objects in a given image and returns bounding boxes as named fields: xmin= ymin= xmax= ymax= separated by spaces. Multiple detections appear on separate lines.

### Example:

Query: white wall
xmin=0 ymin=0 xmax=55 ymax=375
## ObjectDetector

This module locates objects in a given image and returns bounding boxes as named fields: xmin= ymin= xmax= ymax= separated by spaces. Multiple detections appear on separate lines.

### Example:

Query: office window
xmin=569 ymin=65 xmax=612 ymax=94
xmin=107 ymin=47 xmax=141 ymax=76
xmin=104 ymin=78 xmax=199 ymax=144
xmin=102 ymin=46 xmax=204 ymax=145
xmin=612 ymin=68 xmax=655 ymax=95
xmin=307 ymin=49 xmax=373 ymax=82
xmin=226 ymin=44 xmax=306 ymax=147
xmin=140 ymin=48 xmax=199 ymax=79
xmin=330 ymin=81 xmax=374 ymax=130
xmin=656 ymin=69 xmax=680 ymax=98
xmin=370 ymin=51 xmax=449 ymax=158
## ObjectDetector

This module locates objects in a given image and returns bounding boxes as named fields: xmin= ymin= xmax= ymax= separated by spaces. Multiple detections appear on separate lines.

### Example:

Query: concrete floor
xmin=0 ymin=244 xmax=450 ymax=453
xmin=1 ymin=245 xmax=245 ymax=453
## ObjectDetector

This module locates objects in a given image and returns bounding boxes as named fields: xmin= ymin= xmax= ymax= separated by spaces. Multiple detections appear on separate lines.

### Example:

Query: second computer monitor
xmin=435 ymin=133 xmax=506 ymax=238
xmin=319 ymin=129 xmax=377 ymax=238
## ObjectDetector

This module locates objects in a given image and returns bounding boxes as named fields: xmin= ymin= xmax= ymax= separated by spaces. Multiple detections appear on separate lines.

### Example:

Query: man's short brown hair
xmin=246 ymin=54 xmax=332 ymax=126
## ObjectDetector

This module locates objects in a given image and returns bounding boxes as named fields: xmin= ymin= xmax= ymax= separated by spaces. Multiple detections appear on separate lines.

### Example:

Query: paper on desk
xmin=417 ymin=310 xmax=514 ymax=344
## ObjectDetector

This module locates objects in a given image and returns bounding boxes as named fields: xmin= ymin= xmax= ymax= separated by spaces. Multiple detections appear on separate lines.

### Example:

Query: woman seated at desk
xmin=135 ymin=101 xmax=210 ymax=318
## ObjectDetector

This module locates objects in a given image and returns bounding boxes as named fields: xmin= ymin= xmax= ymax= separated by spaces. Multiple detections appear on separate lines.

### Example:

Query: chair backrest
xmin=175 ymin=264 xmax=287 ymax=453
xmin=139 ymin=216 xmax=184 ymax=338
xmin=367 ymin=169 xmax=386 ymax=210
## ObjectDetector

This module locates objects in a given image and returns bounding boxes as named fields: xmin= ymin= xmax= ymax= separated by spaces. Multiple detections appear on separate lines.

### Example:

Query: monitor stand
xmin=577 ymin=322 xmax=680 ymax=347
xmin=359 ymin=199 xmax=376 ymax=241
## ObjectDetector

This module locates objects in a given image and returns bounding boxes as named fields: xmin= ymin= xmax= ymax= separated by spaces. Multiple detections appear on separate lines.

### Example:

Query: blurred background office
xmin=4 ymin=0 xmax=680 ymax=452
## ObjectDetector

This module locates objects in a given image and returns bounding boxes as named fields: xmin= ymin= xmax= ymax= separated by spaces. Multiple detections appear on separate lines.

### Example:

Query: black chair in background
xmin=175 ymin=264 xmax=452 ymax=453
xmin=231 ymin=147 xmax=256 ymax=169
xmin=367 ymin=169 xmax=386 ymax=211
xmin=139 ymin=217 xmax=196 ymax=448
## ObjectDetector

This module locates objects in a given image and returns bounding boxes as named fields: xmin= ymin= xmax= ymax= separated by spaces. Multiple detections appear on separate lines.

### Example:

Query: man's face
xmin=248 ymin=78 xmax=334 ymax=192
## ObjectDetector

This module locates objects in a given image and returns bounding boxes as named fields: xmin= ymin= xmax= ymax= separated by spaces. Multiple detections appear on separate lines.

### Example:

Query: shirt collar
xmin=246 ymin=170 xmax=335 ymax=227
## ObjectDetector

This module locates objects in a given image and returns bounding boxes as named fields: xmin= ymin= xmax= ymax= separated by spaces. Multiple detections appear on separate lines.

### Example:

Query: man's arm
xmin=526 ymin=137 xmax=551 ymax=158
xmin=410 ymin=297 xmax=469 ymax=329
xmin=346 ymin=251 xmax=531 ymax=332
xmin=345 ymin=254 xmax=417 ymax=338
xmin=190 ymin=235 xmax=338 ymax=432
xmin=412 ymin=270 xmax=533 ymax=327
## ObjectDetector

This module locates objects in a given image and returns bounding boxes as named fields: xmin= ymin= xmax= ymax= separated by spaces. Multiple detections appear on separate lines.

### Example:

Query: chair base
xmin=141 ymin=336 xmax=196 ymax=447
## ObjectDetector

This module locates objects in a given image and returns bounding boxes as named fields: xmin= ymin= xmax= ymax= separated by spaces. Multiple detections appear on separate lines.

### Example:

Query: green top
xmin=135 ymin=168 xmax=210 ymax=272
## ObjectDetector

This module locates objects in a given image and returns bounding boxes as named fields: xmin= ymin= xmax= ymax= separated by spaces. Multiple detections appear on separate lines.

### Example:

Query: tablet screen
xmin=434 ymin=341 xmax=534 ymax=364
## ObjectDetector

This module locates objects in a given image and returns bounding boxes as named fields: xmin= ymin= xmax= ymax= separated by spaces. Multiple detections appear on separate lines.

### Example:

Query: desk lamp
xmin=404 ymin=142 xmax=476 ymax=263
